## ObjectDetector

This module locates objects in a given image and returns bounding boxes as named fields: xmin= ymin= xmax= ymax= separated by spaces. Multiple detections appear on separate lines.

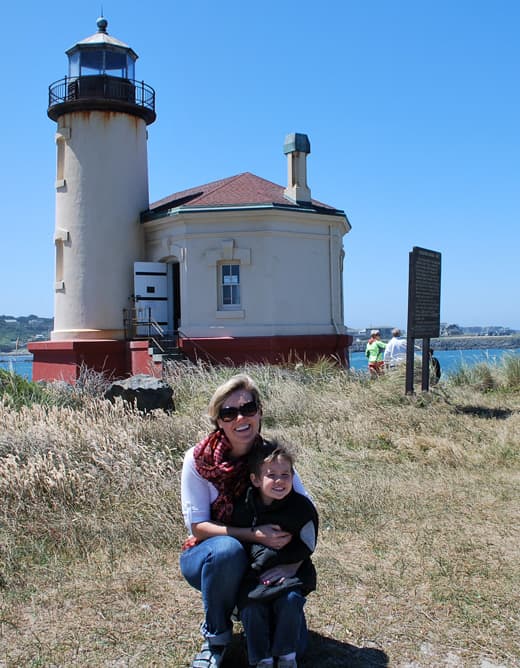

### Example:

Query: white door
xmin=133 ymin=262 xmax=172 ymax=336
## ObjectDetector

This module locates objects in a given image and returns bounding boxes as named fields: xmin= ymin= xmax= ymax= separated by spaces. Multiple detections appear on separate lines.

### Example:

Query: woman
xmin=365 ymin=329 xmax=386 ymax=377
xmin=180 ymin=374 xmax=310 ymax=668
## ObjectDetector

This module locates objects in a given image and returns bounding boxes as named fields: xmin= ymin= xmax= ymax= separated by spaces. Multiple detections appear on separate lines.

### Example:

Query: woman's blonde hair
xmin=207 ymin=374 xmax=262 ymax=428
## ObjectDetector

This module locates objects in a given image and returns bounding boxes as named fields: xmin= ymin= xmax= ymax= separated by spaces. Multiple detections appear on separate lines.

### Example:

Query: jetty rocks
xmin=104 ymin=374 xmax=175 ymax=414
xmin=351 ymin=334 xmax=520 ymax=353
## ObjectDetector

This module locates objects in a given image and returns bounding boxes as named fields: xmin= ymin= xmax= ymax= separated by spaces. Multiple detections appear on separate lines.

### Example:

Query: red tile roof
xmin=149 ymin=172 xmax=339 ymax=213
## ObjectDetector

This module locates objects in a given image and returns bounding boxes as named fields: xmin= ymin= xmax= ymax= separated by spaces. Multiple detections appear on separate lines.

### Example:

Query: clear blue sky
xmin=2 ymin=1 xmax=519 ymax=329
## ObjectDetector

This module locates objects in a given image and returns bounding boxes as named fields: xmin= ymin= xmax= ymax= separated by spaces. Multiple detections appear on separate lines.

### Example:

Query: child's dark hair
xmin=248 ymin=439 xmax=295 ymax=477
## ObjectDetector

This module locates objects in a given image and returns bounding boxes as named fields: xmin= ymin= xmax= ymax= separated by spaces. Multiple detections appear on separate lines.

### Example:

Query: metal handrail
xmin=176 ymin=328 xmax=221 ymax=365
xmin=123 ymin=308 xmax=165 ymax=340
xmin=149 ymin=335 xmax=167 ymax=354
xmin=123 ymin=310 xmax=221 ymax=364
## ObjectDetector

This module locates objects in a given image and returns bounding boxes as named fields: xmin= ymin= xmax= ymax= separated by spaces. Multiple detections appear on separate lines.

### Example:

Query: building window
xmin=55 ymin=239 xmax=64 ymax=291
xmin=219 ymin=263 xmax=240 ymax=309
xmin=55 ymin=136 xmax=66 ymax=188
xmin=56 ymin=138 xmax=65 ymax=181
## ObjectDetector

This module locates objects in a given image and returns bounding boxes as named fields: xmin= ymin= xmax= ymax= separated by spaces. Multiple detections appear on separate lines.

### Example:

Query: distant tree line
xmin=0 ymin=315 xmax=53 ymax=352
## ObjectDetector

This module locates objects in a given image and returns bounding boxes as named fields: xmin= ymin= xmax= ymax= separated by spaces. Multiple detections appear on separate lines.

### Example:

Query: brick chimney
xmin=283 ymin=133 xmax=311 ymax=204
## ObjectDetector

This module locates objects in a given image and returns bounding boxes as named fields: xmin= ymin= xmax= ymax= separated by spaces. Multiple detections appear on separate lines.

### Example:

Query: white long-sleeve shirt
xmin=384 ymin=336 xmax=407 ymax=365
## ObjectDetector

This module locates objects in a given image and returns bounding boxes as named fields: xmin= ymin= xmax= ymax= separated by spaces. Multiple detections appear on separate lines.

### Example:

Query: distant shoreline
xmin=429 ymin=335 xmax=520 ymax=351
xmin=350 ymin=334 xmax=520 ymax=353
xmin=0 ymin=350 xmax=32 ymax=358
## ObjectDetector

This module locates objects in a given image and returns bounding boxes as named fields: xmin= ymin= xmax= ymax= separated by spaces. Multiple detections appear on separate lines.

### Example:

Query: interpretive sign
xmin=407 ymin=247 xmax=441 ymax=338
xmin=406 ymin=247 xmax=442 ymax=394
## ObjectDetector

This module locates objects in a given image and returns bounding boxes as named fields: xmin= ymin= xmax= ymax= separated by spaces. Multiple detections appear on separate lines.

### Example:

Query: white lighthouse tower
xmin=31 ymin=18 xmax=156 ymax=381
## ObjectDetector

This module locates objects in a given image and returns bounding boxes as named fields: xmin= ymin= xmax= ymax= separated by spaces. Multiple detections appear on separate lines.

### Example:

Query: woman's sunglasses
xmin=218 ymin=400 xmax=259 ymax=422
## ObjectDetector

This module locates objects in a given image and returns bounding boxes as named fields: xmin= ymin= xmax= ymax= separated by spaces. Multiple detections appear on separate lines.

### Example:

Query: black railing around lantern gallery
xmin=48 ymin=75 xmax=156 ymax=123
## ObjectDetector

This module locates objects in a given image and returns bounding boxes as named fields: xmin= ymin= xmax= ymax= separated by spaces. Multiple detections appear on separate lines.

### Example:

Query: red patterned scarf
xmin=182 ymin=430 xmax=256 ymax=551
xmin=193 ymin=429 xmax=251 ymax=522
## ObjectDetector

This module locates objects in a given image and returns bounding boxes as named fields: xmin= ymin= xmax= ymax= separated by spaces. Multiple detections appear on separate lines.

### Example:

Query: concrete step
xmin=150 ymin=347 xmax=189 ymax=364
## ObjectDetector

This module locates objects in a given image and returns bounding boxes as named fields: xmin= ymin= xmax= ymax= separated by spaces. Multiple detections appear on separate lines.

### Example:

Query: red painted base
xmin=28 ymin=334 xmax=353 ymax=382
xmin=180 ymin=334 xmax=353 ymax=366
xmin=28 ymin=339 xmax=161 ymax=383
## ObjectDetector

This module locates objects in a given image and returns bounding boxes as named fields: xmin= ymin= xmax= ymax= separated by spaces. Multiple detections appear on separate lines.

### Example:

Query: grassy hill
xmin=0 ymin=360 xmax=519 ymax=666
xmin=0 ymin=314 xmax=53 ymax=352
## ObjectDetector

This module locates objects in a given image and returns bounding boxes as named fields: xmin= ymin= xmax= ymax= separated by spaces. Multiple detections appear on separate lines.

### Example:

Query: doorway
xmin=133 ymin=261 xmax=180 ymax=336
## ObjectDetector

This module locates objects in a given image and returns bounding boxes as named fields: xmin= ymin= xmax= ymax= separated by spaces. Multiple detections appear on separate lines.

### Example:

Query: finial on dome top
xmin=96 ymin=15 xmax=108 ymax=33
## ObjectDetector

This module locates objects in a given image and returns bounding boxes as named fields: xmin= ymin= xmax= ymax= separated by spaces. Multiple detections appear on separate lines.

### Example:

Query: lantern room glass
xmin=68 ymin=48 xmax=135 ymax=80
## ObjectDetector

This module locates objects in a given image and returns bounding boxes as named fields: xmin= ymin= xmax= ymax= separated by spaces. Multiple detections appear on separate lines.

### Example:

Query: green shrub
xmin=502 ymin=354 xmax=520 ymax=390
xmin=472 ymin=362 xmax=497 ymax=391
xmin=0 ymin=369 xmax=50 ymax=409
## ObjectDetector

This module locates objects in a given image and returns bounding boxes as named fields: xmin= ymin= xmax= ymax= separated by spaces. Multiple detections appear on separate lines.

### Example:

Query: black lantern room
xmin=48 ymin=17 xmax=155 ymax=124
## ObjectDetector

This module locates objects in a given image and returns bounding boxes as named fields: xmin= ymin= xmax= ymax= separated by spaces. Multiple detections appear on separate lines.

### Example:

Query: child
xmin=232 ymin=440 xmax=318 ymax=668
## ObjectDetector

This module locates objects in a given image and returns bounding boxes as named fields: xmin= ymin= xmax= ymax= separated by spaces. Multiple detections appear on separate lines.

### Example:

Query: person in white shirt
xmin=384 ymin=328 xmax=407 ymax=368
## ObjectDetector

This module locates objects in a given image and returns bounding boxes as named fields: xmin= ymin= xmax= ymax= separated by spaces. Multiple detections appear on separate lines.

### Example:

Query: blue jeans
xmin=180 ymin=536 xmax=249 ymax=646
xmin=240 ymin=590 xmax=308 ymax=665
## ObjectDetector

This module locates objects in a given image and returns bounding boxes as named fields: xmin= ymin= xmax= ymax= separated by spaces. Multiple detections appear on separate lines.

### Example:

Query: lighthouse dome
xmin=66 ymin=17 xmax=138 ymax=80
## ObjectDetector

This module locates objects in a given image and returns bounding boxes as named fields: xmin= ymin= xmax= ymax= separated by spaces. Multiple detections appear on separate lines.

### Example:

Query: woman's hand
xmin=259 ymin=562 xmax=302 ymax=585
xmin=252 ymin=524 xmax=292 ymax=549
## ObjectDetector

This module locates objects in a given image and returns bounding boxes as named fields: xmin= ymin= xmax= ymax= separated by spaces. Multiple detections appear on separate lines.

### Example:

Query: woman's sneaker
xmin=191 ymin=641 xmax=227 ymax=667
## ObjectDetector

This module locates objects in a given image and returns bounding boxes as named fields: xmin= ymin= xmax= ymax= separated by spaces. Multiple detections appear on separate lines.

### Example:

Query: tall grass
xmin=448 ymin=352 xmax=520 ymax=393
xmin=0 ymin=358 xmax=519 ymax=666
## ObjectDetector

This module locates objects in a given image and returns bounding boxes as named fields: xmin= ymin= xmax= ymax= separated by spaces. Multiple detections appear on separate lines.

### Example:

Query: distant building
xmin=440 ymin=323 xmax=463 ymax=336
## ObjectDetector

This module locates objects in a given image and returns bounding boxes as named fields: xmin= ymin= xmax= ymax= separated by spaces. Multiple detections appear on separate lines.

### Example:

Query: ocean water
xmin=0 ymin=355 xmax=34 ymax=379
xmin=1 ymin=348 xmax=519 ymax=381
xmin=349 ymin=348 xmax=520 ymax=375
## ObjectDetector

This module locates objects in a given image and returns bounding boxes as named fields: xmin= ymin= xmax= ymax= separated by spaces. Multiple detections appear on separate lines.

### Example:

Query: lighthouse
xmin=30 ymin=18 xmax=353 ymax=379
xmin=31 ymin=18 xmax=156 ymax=381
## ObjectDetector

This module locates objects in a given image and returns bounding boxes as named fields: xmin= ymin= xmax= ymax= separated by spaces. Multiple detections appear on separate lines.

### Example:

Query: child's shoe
xmin=277 ymin=658 xmax=297 ymax=668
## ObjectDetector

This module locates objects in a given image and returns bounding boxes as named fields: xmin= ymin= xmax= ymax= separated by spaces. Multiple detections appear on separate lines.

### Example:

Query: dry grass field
xmin=1 ymin=359 xmax=519 ymax=667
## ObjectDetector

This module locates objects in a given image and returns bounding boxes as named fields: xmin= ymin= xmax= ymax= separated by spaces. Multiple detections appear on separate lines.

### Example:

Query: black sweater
xmin=231 ymin=486 xmax=318 ymax=606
